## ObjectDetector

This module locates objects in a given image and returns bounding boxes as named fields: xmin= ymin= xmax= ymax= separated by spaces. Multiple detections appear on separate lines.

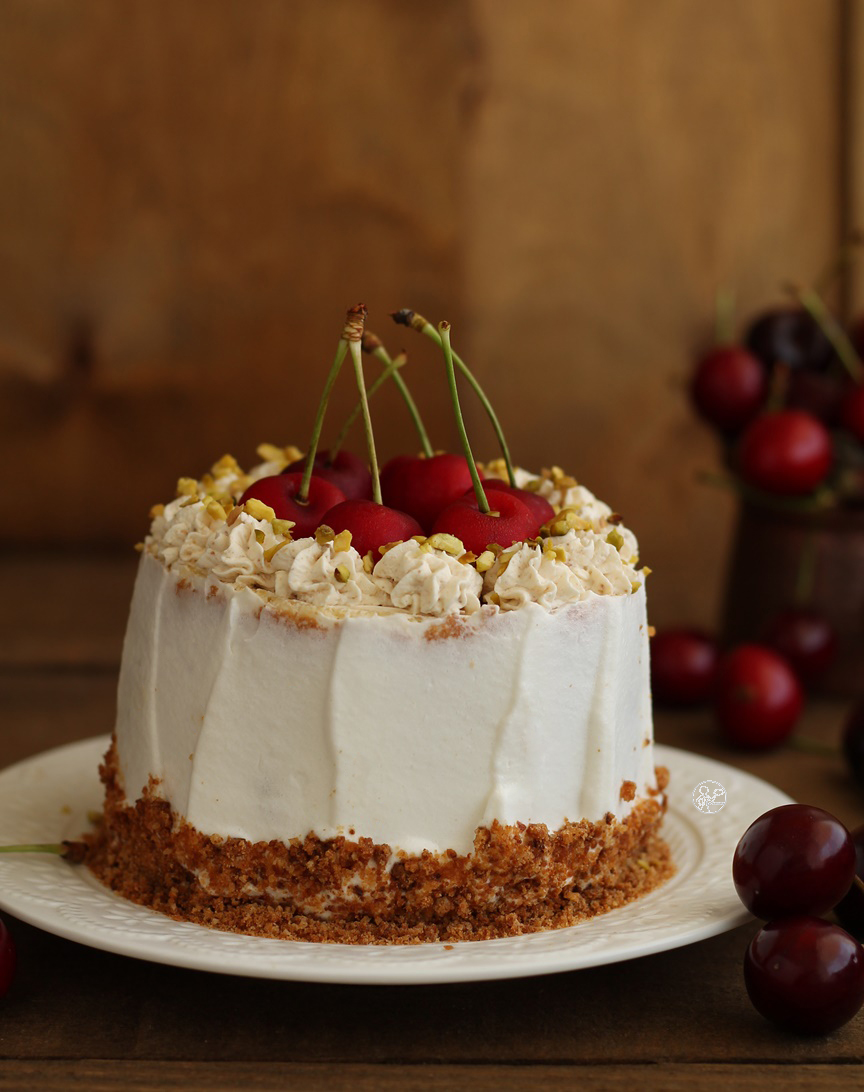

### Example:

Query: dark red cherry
xmin=0 ymin=918 xmax=14 ymax=1000
xmin=745 ymin=917 xmax=864 ymax=1034
xmin=467 ymin=480 xmax=556 ymax=529
xmin=284 ymin=450 xmax=372 ymax=500
xmin=733 ymin=804 xmax=855 ymax=919
xmin=715 ymin=644 xmax=803 ymax=750
xmin=842 ymin=702 xmax=864 ymax=788
xmin=785 ymin=370 xmax=845 ymax=425
xmin=745 ymin=308 xmax=835 ymax=373
xmin=834 ymin=825 xmax=864 ymax=939
xmin=650 ymin=629 xmax=719 ymax=706
xmin=840 ymin=385 xmax=864 ymax=443
xmin=431 ymin=489 xmax=537 ymax=555
xmin=764 ymin=607 xmax=838 ymax=684
xmin=322 ymin=499 xmax=423 ymax=559
xmin=380 ymin=454 xmax=482 ymax=533
xmin=739 ymin=410 xmax=833 ymax=496
xmin=239 ymin=473 xmax=346 ymax=537
xmin=690 ymin=346 xmax=768 ymax=433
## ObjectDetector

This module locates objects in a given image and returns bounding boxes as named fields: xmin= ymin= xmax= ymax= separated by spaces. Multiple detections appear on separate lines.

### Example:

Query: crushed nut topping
xmin=243 ymin=499 xmax=276 ymax=522
xmin=332 ymin=530 xmax=353 ymax=553
xmin=426 ymin=532 xmax=464 ymax=557
xmin=315 ymin=525 xmax=335 ymax=546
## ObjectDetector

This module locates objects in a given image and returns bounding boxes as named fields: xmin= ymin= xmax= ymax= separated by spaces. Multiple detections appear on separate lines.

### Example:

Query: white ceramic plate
xmin=0 ymin=737 xmax=790 ymax=985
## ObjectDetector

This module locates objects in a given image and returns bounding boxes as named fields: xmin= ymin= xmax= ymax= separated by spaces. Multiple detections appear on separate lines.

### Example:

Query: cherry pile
xmin=239 ymin=305 xmax=552 ymax=560
xmin=690 ymin=289 xmax=864 ymax=504
xmin=734 ymin=804 xmax=864 ymax=1033
xmin=650 ymin=629 xmax=809 ymax=750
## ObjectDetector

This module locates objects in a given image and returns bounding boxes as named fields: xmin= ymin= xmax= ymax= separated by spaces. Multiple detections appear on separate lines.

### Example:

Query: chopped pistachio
xmin=606 ymin=528 xmax=624 ymax=552
xmin=315 ymin=525 xmax=335 ymax=546
xmin=523 ymin=479 xmax=542 ymax=493
xmin=243 ymin=498 xmax=276 ymax=522
xmin=548 ymin=507 xmax=592 ymax=537
xmin=148 ymin=503 xmax=165 ymax=520
xmin=256 ymin=442 xmax=285 ymax=463
xmin=418 ymin=541 xmax=433 ymax=554
xmin=378 ymin=540 xmax=403 ymax=555
xmin=475 ymin=550 xmax=496 ymax=573
xmin=271 ymin=518 xmax=295 ymax=537
xmin=134 ymin=542 xmax=144 ymax=552
xmin=200 ymin=473 xmax=216 ymax=491
xmin=631 ymin=581 xmax=642 ymax=593
xmin=362 ymin=551 xmax=374 ymax=573
xmin=647 ymin=625 xmax=657 ymax=638
xmin=426 ymin=532 xmax=464 ymax=556
xmin=332 ymin=529 xmax=353 ymax=554
xmin=226 ymin=506 xmax=243 ymax=527
xmin=487 ymin=543 xmax=503 ymax=556
xmin=458 ymin=551 xmax=477 ymax=565
xmin=180 ymin=495 xmax=200 ymax=508
xmin=176 ymin=477 xmax=199 ymax=497
xmin=641 ymin=566 xmax=652 ymax=577
xmin=206 ymin=500 xmax=228 ymax=522
xmin=334 ymin=564 xmax=351 ymax=584
xmin=411 ymin=535 xmax=427 ymax=545
xmin=254 ymin=529 xmax=266 ymax=545
xmin=486 ymin=590 xmax=501 ymax=606
xmin=263 ymin=539 xmax=290 ymax=564
xmin=211 ymin=454 xmax=240 ymax=476
xmin=544 ymin=545 xmax=567 ymax=563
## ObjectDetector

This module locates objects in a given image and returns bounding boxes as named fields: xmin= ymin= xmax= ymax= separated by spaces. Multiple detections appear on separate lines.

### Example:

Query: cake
xmin=87 ymin=449 xmax=673 ymax=944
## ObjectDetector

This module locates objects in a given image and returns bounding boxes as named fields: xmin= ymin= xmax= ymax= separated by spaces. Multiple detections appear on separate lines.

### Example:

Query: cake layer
xmin=114 ymin=553 xmax=656 ymax=857
xmin=88 ymin=740 xmax=672 ymax=944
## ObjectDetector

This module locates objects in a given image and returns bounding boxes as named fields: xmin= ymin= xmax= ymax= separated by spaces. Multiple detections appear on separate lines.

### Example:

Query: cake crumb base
xmin=86 ymin=740 xmax=675 ymax=945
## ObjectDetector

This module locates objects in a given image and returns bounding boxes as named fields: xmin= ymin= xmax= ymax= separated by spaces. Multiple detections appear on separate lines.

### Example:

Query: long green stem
xmin=0 ymin=844 xmax=64 ymax=854
xmin=439 ymin=321 xmax=489 ymax=513
xmin=392 ymin=310 xmax=516 ymax=485
xmin=787 ymin=284 xmax=864 ymax=384
xmin=329 ymin=352 xmax=408 ymax=458
xmin=348 ymin=338 xmax=382 ymax=505
xmin=787 ymin=736 xmax=836 ymax=758
xmin=364 ymin=339 xmax=434 ymax=457
xmin=300 ymin=305 xmax=366 ymax=502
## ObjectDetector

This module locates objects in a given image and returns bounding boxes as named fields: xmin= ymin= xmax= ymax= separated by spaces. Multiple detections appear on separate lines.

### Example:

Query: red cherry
xmin=841 ymin=385 xmax=864 ymax=443
xmin=466 ymin=480 xmax=555 ymax=529
xmin=690 ymin=346 xmax=768 ymax=433
xmin=284 ymin=450 xmax=372 ymax=500
xmin=239 ymin=473 xmax=346 ymax=537
xmin=0 ymin=917 xmax=15 ymax=999
xmin=785 ymin=370 xmax=845 ymax=425
xmin=745 ymin=308 xmax=835 ymax=373
xmin=432 ymin=489 xmax=537 ymax=555
xmin=715 ymin=644 xmax=803 ymax=750
xmin=650 ymin=629 xmax=719 ymax=706
xmin=745 ymin=917 xmax=864 ymax=1034
xmin=764 ymin=607 xmax=838 ymax=684
xmin=733 ymin=804 xmax=855 ymax=919
xmin=380 ymin=454 xmax=482 ymax=533
xmin=739 ymin=410 xmax=833 ymax=495
xmin=323 ymin=499 xmax=423 ymax=559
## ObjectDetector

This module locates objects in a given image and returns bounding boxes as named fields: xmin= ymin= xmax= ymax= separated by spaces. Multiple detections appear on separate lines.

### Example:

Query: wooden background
xmin=0 ymin=0 xmax=854 ymax=627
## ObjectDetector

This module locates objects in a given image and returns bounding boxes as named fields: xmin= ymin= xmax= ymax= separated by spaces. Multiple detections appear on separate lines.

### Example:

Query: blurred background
xmin=0 ymin=0 xmax=857 ymax=629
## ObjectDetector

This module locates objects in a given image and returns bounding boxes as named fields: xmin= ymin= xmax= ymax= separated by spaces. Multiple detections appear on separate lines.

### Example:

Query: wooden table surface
xmin=3 ymin=552 xmax=864 ymax=1091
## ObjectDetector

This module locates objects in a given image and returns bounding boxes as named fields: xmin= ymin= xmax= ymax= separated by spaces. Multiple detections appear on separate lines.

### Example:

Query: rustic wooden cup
xmin=723 ymin=503 xmax=864 ymax=699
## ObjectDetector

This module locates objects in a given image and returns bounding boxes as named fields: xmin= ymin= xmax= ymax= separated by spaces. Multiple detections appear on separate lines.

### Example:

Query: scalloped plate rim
xmin=0 ymin=736 xmax=791 ymax=985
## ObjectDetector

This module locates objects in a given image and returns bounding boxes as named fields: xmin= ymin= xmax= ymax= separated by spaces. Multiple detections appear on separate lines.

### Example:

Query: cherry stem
xmin=348 ymin=336 xmax=382 ymax=505
xmin=300 ymin=305 xmax=366 ymax=503
xmin=787 ymin=736 xmax=836 ymax=759
xmin=0 ymin=843 xmax=65 ymax=855
xmin=330 ymin=351 xmax=408 ymax=458
xmin=439 ymin=321 xmax=489 ymax=514
xmin=794 ymin=530 xmax=819 ymax=606
xmin=363 ymin=335 xmax=434 ymax=458
xmin=392 ymin=309 xmax=517 ymax=486
xmin=784 ymin=283 xmax=864 ymax=384
xmin=714 ymin=287 xmax=736 ymax=347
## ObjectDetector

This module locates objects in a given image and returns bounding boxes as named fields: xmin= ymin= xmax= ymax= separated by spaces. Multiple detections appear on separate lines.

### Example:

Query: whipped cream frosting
xmin=116 ymin=552 xmax=656 ymax=856
xmin=143 ymin=450 xmax=646 ymax=618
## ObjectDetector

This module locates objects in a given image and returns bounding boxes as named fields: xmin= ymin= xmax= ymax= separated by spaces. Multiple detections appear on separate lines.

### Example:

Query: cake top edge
xmin=142 ymin=448 xmax=648 ymax=618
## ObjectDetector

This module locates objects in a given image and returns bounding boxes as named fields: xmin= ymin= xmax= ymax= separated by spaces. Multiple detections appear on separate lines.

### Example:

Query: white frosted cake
xmin=89 ymin=449 xmax=671 ymax=944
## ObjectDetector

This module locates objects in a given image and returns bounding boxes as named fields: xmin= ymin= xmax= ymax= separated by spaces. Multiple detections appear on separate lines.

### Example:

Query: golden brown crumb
xmin=84 ymin=741 xmax=674 ymax=946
